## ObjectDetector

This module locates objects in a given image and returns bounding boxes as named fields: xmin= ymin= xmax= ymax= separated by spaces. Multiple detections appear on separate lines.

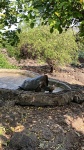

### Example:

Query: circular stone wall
xmin=0 ymin=69 xmax=84 ymax=106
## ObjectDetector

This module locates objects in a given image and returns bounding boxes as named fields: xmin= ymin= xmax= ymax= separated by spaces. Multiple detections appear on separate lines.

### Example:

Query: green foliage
xmin=75 ymin=36 xmax=84 ymax=58
xmin=6 ymin=44 xmax=20 ymax=59
xmin=79 ymin=51 xmax=84 ymax=58
xmin=0 ymin=0 xmax=84 ymax=44
xmin=1 ymin=25 xmax=83 ymax=67
xmin=0 ymin=50 xmax=17 ymax=68
xmin=17 ymin=26 xmax=79 ymax=65
xmin=32 ymin=0 xmax=83 ymax=32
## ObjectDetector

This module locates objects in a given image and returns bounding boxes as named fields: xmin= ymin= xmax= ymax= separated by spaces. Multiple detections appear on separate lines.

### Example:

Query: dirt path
xmin=0 ymin=60 xmax=84 ymax=150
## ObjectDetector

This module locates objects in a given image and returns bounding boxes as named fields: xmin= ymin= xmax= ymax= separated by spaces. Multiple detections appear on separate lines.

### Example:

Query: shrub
xmin=1 ymin=25 xmax=80 ymax=66
xmin=77 ymin=37 xmax=84 ymax=58
xmin=20 ymin=43 xmax=37 ymax=59
xmin=17 ymin=26 xmax=79 ymax=65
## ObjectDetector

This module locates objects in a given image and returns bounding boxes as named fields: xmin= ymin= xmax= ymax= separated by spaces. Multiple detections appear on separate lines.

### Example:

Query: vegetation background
xmin=0 ymin=25 xmax=84 ymax=69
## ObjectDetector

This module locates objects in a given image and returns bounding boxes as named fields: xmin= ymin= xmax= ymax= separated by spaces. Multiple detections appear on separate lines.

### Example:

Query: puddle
xmin=0 ymin=73 xmax=30 ymax=90
xmin=52 ymin=87 xmax=63 ymax=93
xmin=0 ymin=70 xmax=64 ymax=92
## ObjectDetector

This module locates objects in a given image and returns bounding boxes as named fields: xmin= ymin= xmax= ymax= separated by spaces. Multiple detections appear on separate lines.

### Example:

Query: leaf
xmin=58 ymin=26 xmax=63 ymax=34
xmin=50 ymin=27 xmax=53 ymax=33
xmin=79 ymin=0 xmax=84 ymax=3
xmin=30 ymin=22 xmax=34 ymax=28
xmin=17 ymin=28 xmax=21 ymax=33
xmin=55 ymin=12 xmax=60 ymax=17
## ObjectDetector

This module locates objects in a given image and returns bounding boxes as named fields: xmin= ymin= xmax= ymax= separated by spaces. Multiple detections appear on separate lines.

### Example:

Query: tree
xmin=0 ymin=0 xmax=84 ymax=45
xmin=32 ymin=0 xmax=84 ymax=34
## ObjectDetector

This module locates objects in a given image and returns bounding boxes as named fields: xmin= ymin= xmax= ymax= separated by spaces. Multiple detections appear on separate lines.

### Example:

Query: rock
xmin=53 ymin=129 xmax=79 ymax=150
xmin=0 ymin=100 xmax=4 ymax=107
xmin=73 ymin=92 xmax=84 ymax=104
xmin=15 ymin=91 xmax=73 ymax=106
xmin=9 ymin=132 xmax=39 ymax=150
xmin=63 ymin=130 xmax=80 ymax=150
xmin=42 ymin=128 xmax=53 ymax=140
xmin=0 ymin=88 xmax=84 ymax=107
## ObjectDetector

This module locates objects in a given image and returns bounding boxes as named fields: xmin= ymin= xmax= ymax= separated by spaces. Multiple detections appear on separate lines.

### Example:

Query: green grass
xmin=6 ymin=44 xmax=20 ymax=60
xmin=0 ymin=52 xmax=17 ymax=69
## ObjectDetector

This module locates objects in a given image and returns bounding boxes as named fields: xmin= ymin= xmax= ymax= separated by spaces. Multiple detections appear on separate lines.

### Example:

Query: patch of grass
xmin=6 ymin=44 xmax=20 ymax=60
xmin=0 ymin=51 xmax=17 ymax=69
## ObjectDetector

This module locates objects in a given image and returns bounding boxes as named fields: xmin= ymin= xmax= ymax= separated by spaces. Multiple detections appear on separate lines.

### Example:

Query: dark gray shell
xmin=19 ymin=75 xmax=48 ymax=91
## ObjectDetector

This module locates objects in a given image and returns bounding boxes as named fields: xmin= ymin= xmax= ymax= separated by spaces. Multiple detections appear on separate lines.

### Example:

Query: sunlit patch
xmin=48 ymin=116 xmax=52 ymax=120
xmin=32 ymin=120 xmax=37 ymax=123
xmin=13 ymin=125 xmax=25 ymax=132
xmin=64 ymin=115 xmax=84 ymax=134
xmin=0 ymin=126 xmax=8 ymax=149
xmin=0 ymin=126 xmax=5 ymax=135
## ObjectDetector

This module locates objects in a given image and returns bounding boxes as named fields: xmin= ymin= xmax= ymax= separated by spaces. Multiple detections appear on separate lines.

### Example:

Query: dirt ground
xmin=0 ymin=59 xmax=84 ymax=150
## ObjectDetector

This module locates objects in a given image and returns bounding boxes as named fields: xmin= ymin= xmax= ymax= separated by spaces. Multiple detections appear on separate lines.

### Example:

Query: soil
xmin=0 ymin=55 xmax=84 ymax=150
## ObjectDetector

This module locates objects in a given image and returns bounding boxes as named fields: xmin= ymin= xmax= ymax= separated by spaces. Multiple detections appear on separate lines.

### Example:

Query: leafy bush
xmin=18 ymin=26 xmax=79 ymax=65
xmin=19 ymin=43 xmax=37 ymax=59
xmin=2 ymin=25 xmax=81 ymax=66
xmin=76 ymin=36 xmax=84 ymax=58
